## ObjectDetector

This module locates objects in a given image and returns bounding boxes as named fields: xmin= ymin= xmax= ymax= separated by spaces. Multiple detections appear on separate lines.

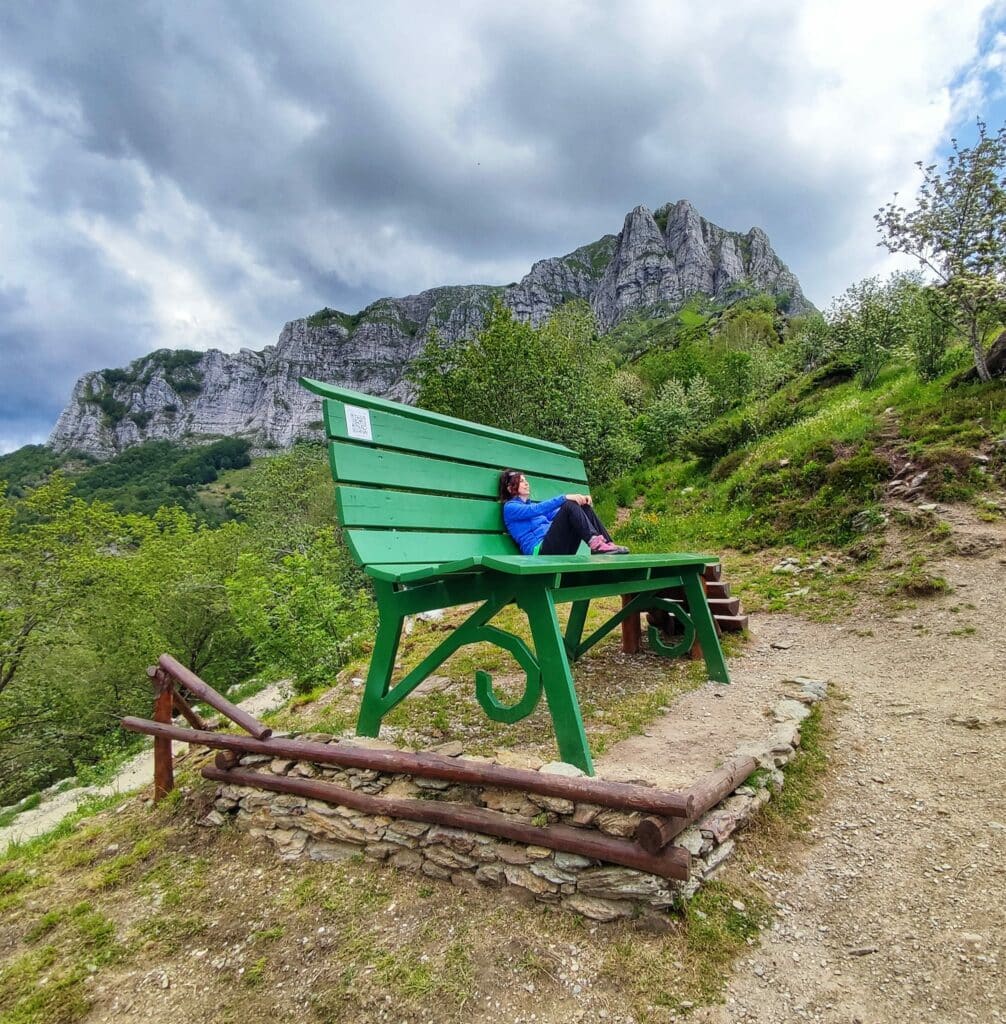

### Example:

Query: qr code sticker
xmin=344 ymin=404 xmax=373 ymax=441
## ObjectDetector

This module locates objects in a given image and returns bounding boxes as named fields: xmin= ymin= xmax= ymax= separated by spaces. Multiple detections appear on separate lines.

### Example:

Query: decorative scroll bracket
xmin=646 ymin=597 xmax=696 ymax=659
xmin=473 ymin=625 xmax=543 ymax=723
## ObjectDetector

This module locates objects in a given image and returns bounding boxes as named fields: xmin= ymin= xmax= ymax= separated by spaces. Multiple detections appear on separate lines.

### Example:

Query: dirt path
xmin=0 ymin=680 xmax=291 ymax=854
xmin=691 ymin=501 xmax=1006 ymax=1024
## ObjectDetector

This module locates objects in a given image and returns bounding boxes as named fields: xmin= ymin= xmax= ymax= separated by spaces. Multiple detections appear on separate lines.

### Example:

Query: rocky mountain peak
xmin=48 ymin=201 xmax=813 ymax=458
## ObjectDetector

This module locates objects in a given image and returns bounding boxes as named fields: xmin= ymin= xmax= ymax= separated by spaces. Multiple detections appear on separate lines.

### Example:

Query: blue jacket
xmin=503 ymin=494 xmax=566 ymax=555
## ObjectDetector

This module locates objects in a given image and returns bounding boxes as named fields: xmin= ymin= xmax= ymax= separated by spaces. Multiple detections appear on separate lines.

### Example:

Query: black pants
xmin=539 ymin=500 xmax=612 ymax=555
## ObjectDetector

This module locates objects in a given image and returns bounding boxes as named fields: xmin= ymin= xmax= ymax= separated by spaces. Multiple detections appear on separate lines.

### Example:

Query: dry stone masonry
xmin=206 ymin=678 xmax=828 ymax=921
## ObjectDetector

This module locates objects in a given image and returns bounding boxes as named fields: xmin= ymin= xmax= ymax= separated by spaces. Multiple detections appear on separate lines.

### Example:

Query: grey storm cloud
xmin=0 ymin=0 xmax=1001 ymax=451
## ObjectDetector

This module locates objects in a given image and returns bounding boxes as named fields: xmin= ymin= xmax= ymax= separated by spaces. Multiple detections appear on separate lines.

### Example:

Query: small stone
xmin=388 ymin=848 xmax=423 ymax=872
xmin=382 ymin=778 xmax=422 ymax=799
xmin=562 ymin=894 xmax=633 ymax=921
xmin=577 ymin=867 xmax=672 ymax=902
xmin=307 ymin=840 xmax=357 ymax=863
xmin=423 ymin=844 xmax=476 ymax=872
xmin=701 ymin=839 xmax=736 ymax=877
xmin=492 ymin=843 xmax=533 ymax=865
xmin=770 ymin=639 xmax=794 ymax=650
xmin=570 ymin=803 xmax=602 ymax=827
xmin=594 ymin=809 xmax=641 ymax=838
xmin=495 ymin=750 xmax=544 ymax=770
xmin=481 ymin=788 xmax=539 ymax=817
xmin=529 ymin=793 xmax=575 ymax=814
xmin=675 ymin=827 xmax=704 ymax=856
xmin=847 ymin=945 xmax=879 ymax=957
xmin=503 ymin=865 xmax=560 ymax=899
xmin=774 ymin=698 xmax=812 ymax=723
xmin=475 ymin=863 xmax=505 ymax=887
xmin=431 ymin=740 xmax=464 ymax=757
xmin=269 ymin=759 xmax=296 ymax=774
xmin=529 ymin=859 xmax=577 ymax=885
xmin=197 ymin=810 xmax=225 ymax=827
xmin=554 ymin=852 xmax=594 ymax=869
xmin=414 ymin=777 xmax=451 ymax=791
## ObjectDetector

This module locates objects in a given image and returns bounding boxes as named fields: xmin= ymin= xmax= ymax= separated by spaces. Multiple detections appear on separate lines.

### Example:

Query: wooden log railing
xmin=123 ymin=717 xmax=696 ymax=818
xmin=132 ymin=656 xmax=762 ymax=883
xmin=635 ymin=754 xmax=757 ymax=854
xmin=155 ymin=654 xmax=272 ymax=740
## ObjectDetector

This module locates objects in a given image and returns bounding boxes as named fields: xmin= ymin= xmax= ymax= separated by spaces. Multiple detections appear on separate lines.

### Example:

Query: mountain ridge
xmin=49 ymin=201 xmax=813 ymax=457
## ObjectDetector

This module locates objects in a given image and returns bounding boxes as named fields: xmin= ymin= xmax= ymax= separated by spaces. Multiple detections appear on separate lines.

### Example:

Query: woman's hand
xmin=565 ymin=493 xmax=592 ymax=506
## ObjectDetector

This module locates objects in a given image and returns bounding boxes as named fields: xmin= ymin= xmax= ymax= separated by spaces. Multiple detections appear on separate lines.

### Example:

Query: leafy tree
xmin=905 ymin=286 xmax=953 ymax=381
xmin=637 ymin=375 xmax=717 ymax=454
xmin=828 ymin=274 xmax=916 ymax=386
xmin=227 ymin=534 xmax=375 ymax=692
xmin=875 ymin=119 xmax=1006 ymax=381
xmin=787 ymin=312 xmax=837 ymax=371
xmin=0 ymin=477 xmax=122 ymax=696
xmin=410 ymin=299 xmax=640 ymax=480
xmin=235 ymin=443 xmax=339 ymax=556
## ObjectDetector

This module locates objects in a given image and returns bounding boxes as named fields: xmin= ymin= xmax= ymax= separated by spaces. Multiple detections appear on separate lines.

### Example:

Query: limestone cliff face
xmin=49 ymin=201 xmax=811 ymax=457
xmin=592 ymin=201 xmax=811 ymax=330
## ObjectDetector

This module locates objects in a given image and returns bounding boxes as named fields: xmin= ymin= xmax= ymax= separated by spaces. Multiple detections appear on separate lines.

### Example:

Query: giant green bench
xmin=301 ymin=378 xmax=730 ymax=775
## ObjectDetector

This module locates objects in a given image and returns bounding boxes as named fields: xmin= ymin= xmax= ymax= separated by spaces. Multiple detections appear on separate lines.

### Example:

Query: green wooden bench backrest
xmin=300 ymin=378 xmax=590 ymax=567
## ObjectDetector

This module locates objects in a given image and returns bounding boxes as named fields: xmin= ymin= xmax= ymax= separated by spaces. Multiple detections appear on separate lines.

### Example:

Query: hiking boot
xmin=589 ymin=536 xmax=630 ymax=555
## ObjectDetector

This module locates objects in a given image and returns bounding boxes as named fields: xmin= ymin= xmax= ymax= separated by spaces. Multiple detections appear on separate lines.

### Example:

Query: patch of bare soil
xmin=596 ymin=659 xmax=804 ymax=790
xmin=692 ymin=500 xmax=1006 ymax=1024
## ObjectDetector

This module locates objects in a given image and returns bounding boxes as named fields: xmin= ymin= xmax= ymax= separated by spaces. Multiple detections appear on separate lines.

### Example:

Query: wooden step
xmin=715 ymin=614 xmax=749 ymax=633
xmin=663 ymin=582 xmax=731 ymax=601
xmin=702 ymin=562 xmax=722 ymax=582
xmin=708 ymin=597 xmax=741 ymax=616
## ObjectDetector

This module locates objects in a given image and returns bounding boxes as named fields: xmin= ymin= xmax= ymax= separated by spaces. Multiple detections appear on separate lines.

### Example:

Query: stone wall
xmin=206 ymin=679 xmax=826 ymax=922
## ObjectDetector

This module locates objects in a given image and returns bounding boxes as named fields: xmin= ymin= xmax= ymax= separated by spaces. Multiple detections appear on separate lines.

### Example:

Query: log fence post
xmin=149 ymin=666 xmax=175 ymax=801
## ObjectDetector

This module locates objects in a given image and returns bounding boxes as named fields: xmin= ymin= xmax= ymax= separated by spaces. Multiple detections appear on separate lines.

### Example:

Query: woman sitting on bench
xmin=499 ymin=470 xmax=629 ymax=556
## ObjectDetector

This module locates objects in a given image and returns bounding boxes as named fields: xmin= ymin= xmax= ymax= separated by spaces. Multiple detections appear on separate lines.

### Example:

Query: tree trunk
xmin=955 ymin=328 xmax=1006 ymax=383
xmin=971 ymin=323 xmax=993 ymax=382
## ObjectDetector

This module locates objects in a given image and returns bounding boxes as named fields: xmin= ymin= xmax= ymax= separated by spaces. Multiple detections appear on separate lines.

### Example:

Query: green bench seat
xmin=301 ymin=377 xmax=729 ymax=774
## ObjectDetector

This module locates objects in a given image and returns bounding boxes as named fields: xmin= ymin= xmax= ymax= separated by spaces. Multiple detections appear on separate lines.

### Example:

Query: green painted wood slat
xmin=336 ymin=486 xmax=506 ymax=531
xmin=329 ymin=442 xmax=584 ymax=502
xmin=323 ymin=399 xmax=587 ymax=482
xmin=301 ymin=376 xmax=578 ymax=456
xmin=347 ymin=529 xmax=518 ymax=566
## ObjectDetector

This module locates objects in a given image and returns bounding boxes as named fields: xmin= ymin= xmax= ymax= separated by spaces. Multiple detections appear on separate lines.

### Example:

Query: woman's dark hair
xmin=498 ymin=469 xmax=522 ymax=502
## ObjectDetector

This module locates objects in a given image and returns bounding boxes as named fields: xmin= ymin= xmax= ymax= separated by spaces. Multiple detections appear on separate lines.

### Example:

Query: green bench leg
xmin=521 ymin=588 xmax=594 ymax=775
xmin=564 ymin=599 xmax=590 ymax=660
xmin=357 ymin=597 xmax=403 ymax=737
xmin=681 ymin=571 xmax=730 ymax=684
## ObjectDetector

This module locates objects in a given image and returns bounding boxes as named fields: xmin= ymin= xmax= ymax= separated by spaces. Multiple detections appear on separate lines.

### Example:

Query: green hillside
xmin=0 ymin=438 xmax=253 ymax=521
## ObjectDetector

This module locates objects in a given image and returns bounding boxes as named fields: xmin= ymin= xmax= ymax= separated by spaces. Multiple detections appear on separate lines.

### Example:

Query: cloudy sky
xmin=1 ymin=0 xmax=1005 ymax=453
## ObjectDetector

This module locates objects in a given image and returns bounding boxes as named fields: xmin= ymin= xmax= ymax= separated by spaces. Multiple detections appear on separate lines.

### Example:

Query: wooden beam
xmin=636 ymin=755 xmax=757 ymax=854
xmin=203 ymin=764 xmax=690 ymax=881
xmin=121 ymin=716 xmax=696 ymax=818
xmin=157 ymin=654 xmax=272 ymax=740
xmin=620 ymin=592 xmax=642 ymax=654
xmin=151 ymin=670 xmax=174 ymax=801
